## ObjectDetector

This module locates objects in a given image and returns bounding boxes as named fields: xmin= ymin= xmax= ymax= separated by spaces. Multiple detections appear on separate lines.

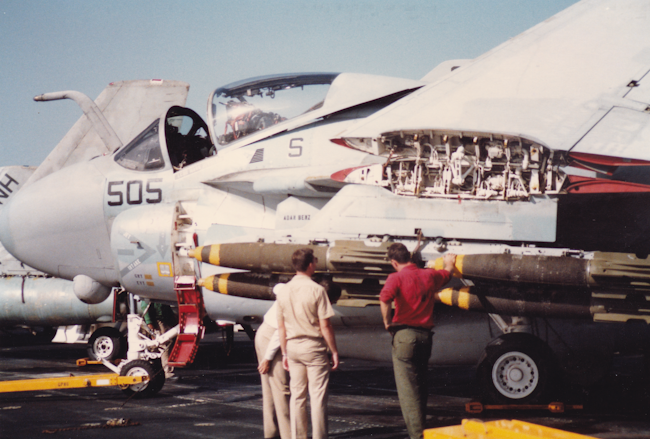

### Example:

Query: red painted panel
xmin=168 ymin=279 xmax=206 ymax=367
xmin=569 ymin=152 xmax=650 ymax=167
xmin=566 ymin=176 xmax=650 ymax=193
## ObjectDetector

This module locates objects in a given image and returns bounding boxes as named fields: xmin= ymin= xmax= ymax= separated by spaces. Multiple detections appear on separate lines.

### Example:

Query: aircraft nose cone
xmin=0 ymin=161 xmax=117 ymax=284
xmin=0 ymin=188 xmax=34 ymax=265
xmin=0 ymin=201 xmax=14 ymax=253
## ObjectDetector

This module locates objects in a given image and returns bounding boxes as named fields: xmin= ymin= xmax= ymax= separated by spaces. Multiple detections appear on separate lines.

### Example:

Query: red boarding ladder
xmin=168 ymin=275 xmax=206 ymax=367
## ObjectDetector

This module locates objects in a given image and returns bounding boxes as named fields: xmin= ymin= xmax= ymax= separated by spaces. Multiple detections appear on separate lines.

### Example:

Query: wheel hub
xmin=491 ymin=351 xmax=539 ymax=399
xmin=124 ymin=366 xmax=150 ymax=392
xmin=508 ymin=367 xmax=524 ymax=382
xmin=93 ymin=336 xmax=114 ymax=359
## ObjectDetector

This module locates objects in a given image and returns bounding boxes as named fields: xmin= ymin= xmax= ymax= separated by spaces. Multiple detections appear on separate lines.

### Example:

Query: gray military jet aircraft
xmin=2 ymin=0 xmax=650 ymax=403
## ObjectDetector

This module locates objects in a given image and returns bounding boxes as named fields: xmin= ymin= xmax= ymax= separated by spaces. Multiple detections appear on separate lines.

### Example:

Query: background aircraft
xmin=2 ymin=0 xmax=650 ymax=403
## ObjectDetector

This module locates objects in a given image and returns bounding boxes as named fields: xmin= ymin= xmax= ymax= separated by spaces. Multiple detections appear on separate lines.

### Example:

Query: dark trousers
xmin=391 ymin=327 xmax=433 ymax=439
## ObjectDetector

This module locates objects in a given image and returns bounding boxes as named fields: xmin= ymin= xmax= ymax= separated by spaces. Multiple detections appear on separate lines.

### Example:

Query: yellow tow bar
xmin=0 ymin=373 xmax=148 ymax=393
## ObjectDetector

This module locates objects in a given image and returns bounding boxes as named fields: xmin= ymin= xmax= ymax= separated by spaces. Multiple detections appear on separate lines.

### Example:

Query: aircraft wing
xmin=340 ymin=0 xmax=650 ymax=161
xmin=419 ymin=59 xmax=471 ymax=83
xmin=26 ymin=79 xmax=189 ymax=186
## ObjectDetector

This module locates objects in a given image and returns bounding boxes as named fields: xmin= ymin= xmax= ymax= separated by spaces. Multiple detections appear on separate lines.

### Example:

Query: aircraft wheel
xmin=119 ymin=360 xmax=165 ymax=398
xmin=478 ymin=333 xmax=556 ymax=403
xmin=87 ymin=327 xmax=126 ymax=361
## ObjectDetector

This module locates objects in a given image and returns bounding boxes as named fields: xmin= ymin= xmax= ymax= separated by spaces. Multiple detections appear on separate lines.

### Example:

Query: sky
xmin=0 ymin=0 xmax=577 ymax=167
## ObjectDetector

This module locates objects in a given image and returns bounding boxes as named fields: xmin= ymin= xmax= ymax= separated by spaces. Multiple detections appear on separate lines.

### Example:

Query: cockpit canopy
xmin=115 ymin=106 xmax=213 ymax=172
xmin=208 ymin=73 xmax=339 ymax=148
xmin=114 ymin=119 xmax=164 ymax=171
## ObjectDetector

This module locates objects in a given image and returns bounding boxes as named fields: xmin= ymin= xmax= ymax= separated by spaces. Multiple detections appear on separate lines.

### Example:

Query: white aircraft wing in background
xmin=340 ymin=0 xmax=650 ymax=161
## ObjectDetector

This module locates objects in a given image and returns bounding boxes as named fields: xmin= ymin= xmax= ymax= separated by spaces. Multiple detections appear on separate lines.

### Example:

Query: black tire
xmin=478 ymin=333 xmax=556 ymax=404
xmin=87 ymin=327 xmax=126 ymax=361
xmin=148 ymin=359 xmax=167 ymax=394
xmin=119 ymin=359 xmax=165 ymax=398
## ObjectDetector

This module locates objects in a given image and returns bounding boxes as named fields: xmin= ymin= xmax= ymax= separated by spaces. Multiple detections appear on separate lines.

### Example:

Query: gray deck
xmin=1 ymin=330 xmax=650 ymax=438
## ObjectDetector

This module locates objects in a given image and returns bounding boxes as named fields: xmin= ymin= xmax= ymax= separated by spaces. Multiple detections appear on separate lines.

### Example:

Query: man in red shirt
xmin=380 ymin=243 xmax=456 ymax=439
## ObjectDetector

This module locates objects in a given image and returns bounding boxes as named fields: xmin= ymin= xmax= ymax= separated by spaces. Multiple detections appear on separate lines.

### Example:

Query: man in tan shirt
xmin=277 ymin=248 xmax=339 ymax=439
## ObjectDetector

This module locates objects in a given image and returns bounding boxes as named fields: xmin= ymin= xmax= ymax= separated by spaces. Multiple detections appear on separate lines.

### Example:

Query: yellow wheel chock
xmin=425 ymin=419 xmax=597 ymax=439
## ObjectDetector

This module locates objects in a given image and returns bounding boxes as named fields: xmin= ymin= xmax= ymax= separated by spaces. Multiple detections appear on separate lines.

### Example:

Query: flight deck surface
xmin=1 ymin=331 xmax=650 ymax=438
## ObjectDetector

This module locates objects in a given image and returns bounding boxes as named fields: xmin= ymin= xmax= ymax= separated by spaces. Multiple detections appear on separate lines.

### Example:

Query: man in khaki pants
xmin=380 ymin=243 xmax=456 ymax=439
xmin=277 ymin=248 xmax=339 ymax=439
xmin=255 ymin=286 xmax=290 ymax=439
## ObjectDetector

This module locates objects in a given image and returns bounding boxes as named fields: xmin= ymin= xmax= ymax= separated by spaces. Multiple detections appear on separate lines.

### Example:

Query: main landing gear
xmin=87 ymin=326 xmax=126 ymax=361
xmin=478 ymin=332 xmax=556 ymax=403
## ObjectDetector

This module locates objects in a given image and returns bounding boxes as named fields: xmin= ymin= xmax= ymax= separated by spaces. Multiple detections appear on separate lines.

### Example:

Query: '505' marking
xmin=107 ymin=179 xmax=163 ymax=206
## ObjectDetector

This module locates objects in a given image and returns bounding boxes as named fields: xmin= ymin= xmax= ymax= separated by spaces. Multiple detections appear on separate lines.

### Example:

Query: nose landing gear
xmin=115 ymin=278 xmax=205 ymax=397
xmin=119 ymin=359 xmax=165 ymax=398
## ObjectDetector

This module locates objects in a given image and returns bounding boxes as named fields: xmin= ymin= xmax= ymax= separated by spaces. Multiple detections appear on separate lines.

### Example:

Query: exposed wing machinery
xmin=333 ymin=130 xmax=568 ymax=201
xmin=333 ymin=134 xmax=650 ymax=199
